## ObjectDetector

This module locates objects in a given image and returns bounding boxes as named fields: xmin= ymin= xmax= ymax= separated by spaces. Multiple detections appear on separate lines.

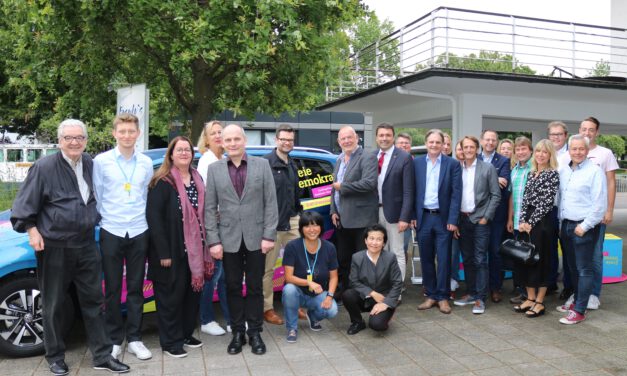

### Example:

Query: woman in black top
xmin=281 ymin=211 xmax=338 ymax=343
xmin=342 ymin=224 xmax=403 ymax=335
xmin=146 ymin=136 xmax=212 ymax=357
xmin=514 ymin=139 xmax=559 ymax=317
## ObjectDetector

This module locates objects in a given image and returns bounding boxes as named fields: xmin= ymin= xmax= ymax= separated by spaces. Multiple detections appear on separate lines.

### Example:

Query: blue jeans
xmin=417 ymin=212 xmax=452 ymax=301
xmin=561 ymin=220 xmax=598 ymax=314
xmin=200 ymin=260 xmax=231 ymax=325
xmin=487 ymin=220 xmax=505 ymax=291
xmin=459 ymin=215 xmax=490 ymax=302
xmin=281 ymin=283 xmax=338 ymax=331
xmin=591 ymin=223 xmax=606 ymax=297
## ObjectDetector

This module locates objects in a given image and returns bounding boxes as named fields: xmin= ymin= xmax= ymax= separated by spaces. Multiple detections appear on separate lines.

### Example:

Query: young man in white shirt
xmin=93 ymin=113 xmax=154 ymax=360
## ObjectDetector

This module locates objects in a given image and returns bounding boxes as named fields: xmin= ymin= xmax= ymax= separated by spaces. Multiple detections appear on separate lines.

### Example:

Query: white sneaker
xmin=556 ymin=294 xmax=575 ymax=313
xmin=587 ymin=295 xmax=601 ymax=310
xmin=450 ymin=279 xmax=459 ymax=291
xmin=226 ymin=325 xmax=232 ymax=333
xmin=201 ymin=321 xmax=226 ymax=336
xmin=128 ymin=341 xmax=152 ymax=360
xmin=111 ymin=344 xmax=122 ymax=359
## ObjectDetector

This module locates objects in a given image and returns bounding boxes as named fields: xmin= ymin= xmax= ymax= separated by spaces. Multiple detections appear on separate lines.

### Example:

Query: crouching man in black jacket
xmin=11 ymin=119 xmax=130 ymax=376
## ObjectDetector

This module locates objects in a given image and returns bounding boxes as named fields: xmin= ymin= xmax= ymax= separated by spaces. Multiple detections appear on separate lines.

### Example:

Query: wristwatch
xmin=327 ymin=292 xmax=334 ymax=298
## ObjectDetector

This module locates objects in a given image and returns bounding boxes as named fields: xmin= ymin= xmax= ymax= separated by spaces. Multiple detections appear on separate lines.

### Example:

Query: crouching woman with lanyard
xmin=281 ymin=211 xmax=339 ymax=343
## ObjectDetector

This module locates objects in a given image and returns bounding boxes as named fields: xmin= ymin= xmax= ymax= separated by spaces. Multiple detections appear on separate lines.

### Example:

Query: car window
xmin=293 ymin=158 xmax=334 ymax=200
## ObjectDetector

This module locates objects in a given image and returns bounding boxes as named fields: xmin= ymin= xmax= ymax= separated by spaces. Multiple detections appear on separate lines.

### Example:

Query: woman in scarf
xmin=146 ymin=136 xmax=213 ymax=358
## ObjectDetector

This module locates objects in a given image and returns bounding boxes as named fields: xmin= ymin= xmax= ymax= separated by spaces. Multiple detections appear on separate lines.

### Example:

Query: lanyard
xmin=303 ymin=239 xmax=321 ymax=275
xmin=114 ymin=152 xmax=137 ymax=194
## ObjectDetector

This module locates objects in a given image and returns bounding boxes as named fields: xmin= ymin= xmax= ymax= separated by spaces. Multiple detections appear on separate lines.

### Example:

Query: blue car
xmin=0 ymin=146 xmax=337 ymax=357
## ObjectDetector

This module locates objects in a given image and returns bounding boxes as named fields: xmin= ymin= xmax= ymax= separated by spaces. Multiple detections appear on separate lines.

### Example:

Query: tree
xmin=597 ymin=134 xmax=625 ymax=158
xmin=588 ymin=59 xmax=611 ymax=77
xmin=1 ymin=1 xmax=364 ymax=143
xmin=348 ymin=13 xmax=400 ymax=78
xmin=417 ymin=51 xmax=536 ymax=75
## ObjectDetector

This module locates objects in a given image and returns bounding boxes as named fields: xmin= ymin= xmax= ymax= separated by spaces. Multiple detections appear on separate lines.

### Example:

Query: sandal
xmin=525 ymin=302 xmax=545 ymax=317
xmin=513 ymin=299 xmax=535 ymax=313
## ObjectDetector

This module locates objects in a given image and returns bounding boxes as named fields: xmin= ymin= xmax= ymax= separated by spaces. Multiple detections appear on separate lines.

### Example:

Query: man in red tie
xmin=374 ymin=123 xmax=415 ymax=294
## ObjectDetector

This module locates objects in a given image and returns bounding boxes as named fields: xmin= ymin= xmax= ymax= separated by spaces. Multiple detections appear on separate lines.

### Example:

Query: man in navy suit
xmin=374 ymin=123 xmax=415 ymax=289
xmin=478 ymin=130 xmax=510 ymax=303
xmin=415 ymin=129 xmax=462 ymax=314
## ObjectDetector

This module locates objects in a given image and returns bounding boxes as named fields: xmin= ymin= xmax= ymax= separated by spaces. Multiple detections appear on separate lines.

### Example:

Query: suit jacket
xmin=413 ymin=154 xmax=462 ymax=230
xmin=375 ymin=147 xmax=415 ymax=223
xmin=330 ymin=146 xmax=378 ymax=229
xmin=465 ymin=159 xmax=501 ymax=224
xmin=479 ymin=152 xmax=511 ymax=223
xmin=204 ymin=155 xmax=278 ymax=253
xmin=349 ymin=250 xmax=403 ymax=308
xmin=146 ymin=179 xmax=188 ymax=284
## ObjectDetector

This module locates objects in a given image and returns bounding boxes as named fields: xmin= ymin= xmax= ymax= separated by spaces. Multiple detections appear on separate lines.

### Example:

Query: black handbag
xmin=499 ymin=233 xmax=539 ymax=265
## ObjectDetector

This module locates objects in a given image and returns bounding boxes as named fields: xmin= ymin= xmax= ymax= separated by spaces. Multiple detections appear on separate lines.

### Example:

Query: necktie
xmin=378 ymin=152 xmax=385 ymax=175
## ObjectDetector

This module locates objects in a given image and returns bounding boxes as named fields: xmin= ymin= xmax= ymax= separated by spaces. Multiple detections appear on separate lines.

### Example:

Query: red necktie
xmin=378 ymin=152 xmax=385 ymax=175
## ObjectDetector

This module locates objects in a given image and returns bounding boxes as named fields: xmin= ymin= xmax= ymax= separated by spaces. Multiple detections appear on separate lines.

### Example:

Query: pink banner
xmin=311 ymin=184 xmax=332 ymax=198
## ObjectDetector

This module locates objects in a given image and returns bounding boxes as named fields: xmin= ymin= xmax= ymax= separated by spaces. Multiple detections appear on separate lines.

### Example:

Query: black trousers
xmin=342 ymin=288 xmax=395 ymax=331
xmin=100 ymin=229 xmax=148 ymax=345
xmin=153 ymin=254 xmax=200 ymax=351
xmin=36 ymin=244 xmax=112 ymax=365
xmin=335 ymin=227 xmax=367 ymax=296
xmin=223 ymin=241 xmax=265 ymax=336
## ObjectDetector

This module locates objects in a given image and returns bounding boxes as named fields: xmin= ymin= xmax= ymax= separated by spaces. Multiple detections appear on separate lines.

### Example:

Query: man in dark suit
xmin=205 ymin=124 xmax=278 ymax=356
xmin=478 ymin=130 xmax=511 ymax=303
xmin=330 ymin=126 xmax=378 ymax=297
xmin=374 ymin=123 xmax=415 ymax=288
xmin=454 ymin=136 xmax=501 ymax=314
xmin=415 ymin=129 xmax=462 ymax=314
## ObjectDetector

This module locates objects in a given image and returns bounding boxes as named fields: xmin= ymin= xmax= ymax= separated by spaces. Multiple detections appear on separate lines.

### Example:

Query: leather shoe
xmin=417 ymin=298 xmax=437 ymax=310
xmin=248 ymin=333 xmax=266 ymax=355
xmin=347 ymin=321 xmax=366 ymax=335
xmin=263 ymin=309 xmax=284 ymax=325
xmin=227 ymin=332 xmax=247 ymax=355
xmin=491 ymin=291 xmax=502 ymax=303
xmin=93 ymin=358 xmax=130 ymax=373
xmin=438 ymin=300 xmax=452 ymax=314
xmin=298 ymin=308 xmax=307 ymax=320
xmin=49 ymin=360 xmax=69 ymax=376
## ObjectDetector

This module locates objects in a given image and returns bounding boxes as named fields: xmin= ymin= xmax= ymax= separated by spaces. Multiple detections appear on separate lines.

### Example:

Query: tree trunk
xmin=190 ymin=57 xmax=215 ymax=143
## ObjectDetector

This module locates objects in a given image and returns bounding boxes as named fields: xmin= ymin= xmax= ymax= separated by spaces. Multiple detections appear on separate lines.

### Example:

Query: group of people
xmin=9 ymin=113 xmax=617 ymax=375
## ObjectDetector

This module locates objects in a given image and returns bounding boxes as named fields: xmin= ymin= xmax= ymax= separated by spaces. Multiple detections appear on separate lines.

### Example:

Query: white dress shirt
xmin=461 ymin=158 xmax=477 ymax=213
xmin=377 ymin=146 xmax=393 ymax=204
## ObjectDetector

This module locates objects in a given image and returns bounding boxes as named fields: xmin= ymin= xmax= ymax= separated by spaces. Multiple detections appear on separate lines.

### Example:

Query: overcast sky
xmin=362 ymin=0 xmax=612 ymax=31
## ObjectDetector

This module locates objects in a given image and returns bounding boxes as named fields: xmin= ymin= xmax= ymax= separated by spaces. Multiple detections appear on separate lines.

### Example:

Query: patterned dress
xmin=518 ymin=169 xmax=559 ymax=287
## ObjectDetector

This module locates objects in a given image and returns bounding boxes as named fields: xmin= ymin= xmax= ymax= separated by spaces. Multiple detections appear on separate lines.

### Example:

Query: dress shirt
xmin=334 ymin=151 xmax=351 ymax=211
xmin=461 ymin=158 xmax=477 ymax=213
xmin=423 ymin=153 xmax=441 ymax=209
xmin=481 ymin=150 xmax=495 ymax=164
xmin=62 ymin=152 xmax=89 ymax=205
xmin=559 ymin=159 xmax=607 ymax=232
xmin=377 ymin=146 xmax=393 ymax=204
xmin=227 ymin=153 xmax=248 ymax=198
xmin=510 ymin=160 xmax=530 ymax=229
xmin=93 ymin=147 xmax=154 ymax=237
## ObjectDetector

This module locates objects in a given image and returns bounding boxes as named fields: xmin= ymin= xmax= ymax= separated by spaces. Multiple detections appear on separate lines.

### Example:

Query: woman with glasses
xmin=146 ymin=136 xmax=212 ymax=357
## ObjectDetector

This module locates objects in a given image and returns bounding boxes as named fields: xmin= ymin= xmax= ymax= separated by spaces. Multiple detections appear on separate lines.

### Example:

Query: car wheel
xmin=0 ymin=276 xmax=45 ymax=357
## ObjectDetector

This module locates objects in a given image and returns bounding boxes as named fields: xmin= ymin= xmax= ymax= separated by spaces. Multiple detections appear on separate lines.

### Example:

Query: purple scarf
xmin=168 ymin=167 xmax=213 ymax=291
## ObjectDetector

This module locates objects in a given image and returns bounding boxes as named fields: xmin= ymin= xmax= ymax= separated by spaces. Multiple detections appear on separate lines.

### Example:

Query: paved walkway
xmin=3 ymin=194 xmax=627 ymax=376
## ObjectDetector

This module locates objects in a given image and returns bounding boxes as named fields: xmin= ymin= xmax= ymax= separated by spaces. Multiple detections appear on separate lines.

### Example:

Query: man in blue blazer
xmin=478 ymin=130 xmax=511 ymax=303
xmin=415 ymin=129 xmax=462 ymax=314
xmin=374 ymin=123 xmax=415 ymax=287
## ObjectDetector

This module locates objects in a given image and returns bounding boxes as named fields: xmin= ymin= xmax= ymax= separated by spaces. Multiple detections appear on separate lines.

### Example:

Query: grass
xmin=0 ymin=182 xmax=19 ymax=211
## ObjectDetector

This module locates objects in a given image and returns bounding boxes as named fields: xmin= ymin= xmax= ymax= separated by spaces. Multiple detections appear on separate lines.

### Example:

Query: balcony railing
xmin=325 ymin=7 xmax=627 ymax=102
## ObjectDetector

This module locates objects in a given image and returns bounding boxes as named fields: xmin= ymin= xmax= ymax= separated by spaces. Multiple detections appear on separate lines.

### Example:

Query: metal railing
xmin=325 ymin=7 xmax=627 ymax=102
xmin=617 ymin=174 xmax=627 ymax=193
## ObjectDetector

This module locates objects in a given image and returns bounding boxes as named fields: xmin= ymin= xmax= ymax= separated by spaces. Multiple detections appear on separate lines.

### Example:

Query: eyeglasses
xmin=174 ymin=148 xmax=192 ymax=154
xmin=62 ymin=135 xmax=86 ymax=143
xmin=549 ymin=133 xmax=565 ymax=137
xmin=277 ymin=138 xmax=294 ymax=143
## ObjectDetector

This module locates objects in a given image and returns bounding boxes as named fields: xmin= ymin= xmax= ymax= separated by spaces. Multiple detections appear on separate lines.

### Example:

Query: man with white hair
xmin=11 ymin=119 xmax=130 ymax=375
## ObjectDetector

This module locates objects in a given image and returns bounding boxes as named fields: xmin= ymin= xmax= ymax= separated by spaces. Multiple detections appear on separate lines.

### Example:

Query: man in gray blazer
xmin=205 ymin=124 xmax=278 ymax=356
xmin=330 ymin=126 xmax=378 ymax=298
xmin=453 ymin=135 xmax=501 ymax=314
